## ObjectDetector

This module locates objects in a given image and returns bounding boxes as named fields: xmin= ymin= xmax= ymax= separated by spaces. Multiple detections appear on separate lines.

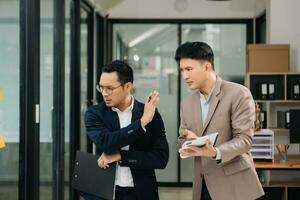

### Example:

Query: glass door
xmin=180 ymin=24 xmax=248 ymax=182
xmin=113 ymin=24 xmax=179 ymax=182
xmin=79 ymin=2 xmax=94 ymax=154
xmin=112 ymin=21 xmax=250 ymax=184
xmin=64 ymin=1 xmax=71 ymax=199
xmin=40 ymin=0 xmax=54 ymax=198
xmin=79 ymin=7 xmax=88 ymax=153
xmin=0 ymin=1 xmax=20 ymax=199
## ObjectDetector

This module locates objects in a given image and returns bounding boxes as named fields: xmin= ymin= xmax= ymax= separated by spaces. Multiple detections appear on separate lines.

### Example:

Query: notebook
xmin=180 ymin=132 xmax=219 ymax=159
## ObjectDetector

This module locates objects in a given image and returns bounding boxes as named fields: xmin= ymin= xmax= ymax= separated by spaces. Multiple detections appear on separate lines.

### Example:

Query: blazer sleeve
xmin=119 ymin=111 xmax=169 ymax=170
xmin=218 ymin=87 xmax=255 ymax=163
xmin=85 ymin=106 xmax=146 ymax=154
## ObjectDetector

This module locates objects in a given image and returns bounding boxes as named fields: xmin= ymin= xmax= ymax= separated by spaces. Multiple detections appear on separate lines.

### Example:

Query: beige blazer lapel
xmin=201 ymin=77 xmax=222 ymax=135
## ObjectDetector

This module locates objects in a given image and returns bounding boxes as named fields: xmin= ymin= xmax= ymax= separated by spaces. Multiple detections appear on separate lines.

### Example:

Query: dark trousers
xmin=80 ymin=186 xmax=137 ymax=200
xmin=115 ymin=186 xmax=137 ymax=200
xmin=79 ymin=191 xmax=103 ymax=200
xmin=201 ymin=178 xmax=212 ymax=200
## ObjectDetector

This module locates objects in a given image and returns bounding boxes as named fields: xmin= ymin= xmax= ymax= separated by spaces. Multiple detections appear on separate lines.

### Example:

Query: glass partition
xmin=40 ymin=0 xmax=54 ymax=198
xmin=180 ymin=24 xmax=247 ymax=182
xmin=0 ymin=1 xmax=20 ymax=199
xmin=113 ymin=22 xmax=248 ymax=183
xmin=113 ymin=24 xmax=179 ymax=182
xmin=64 ymin=0 xmax=71 ymax=198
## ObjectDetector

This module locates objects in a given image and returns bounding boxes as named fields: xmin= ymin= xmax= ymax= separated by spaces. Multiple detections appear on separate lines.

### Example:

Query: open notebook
xmin=180 ymin=132 xmax=219 ymax=159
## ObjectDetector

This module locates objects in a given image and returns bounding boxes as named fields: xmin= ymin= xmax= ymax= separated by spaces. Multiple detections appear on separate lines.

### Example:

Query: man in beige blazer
xmin=175 ymin=41 xmax=264 ymax=200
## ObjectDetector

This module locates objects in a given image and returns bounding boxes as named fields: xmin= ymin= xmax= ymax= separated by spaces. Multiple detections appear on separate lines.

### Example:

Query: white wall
xmin=107 ymin=0 xmax=256 ymax=19
xmin=269 ymin=0 xmax=300 ymax=72
xmin=254 ymin=0 xmax=266 ymax=16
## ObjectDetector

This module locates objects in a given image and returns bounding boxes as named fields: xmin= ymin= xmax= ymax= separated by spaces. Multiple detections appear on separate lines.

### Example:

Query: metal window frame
xmin=69 ymin=0 xmax=95 ymax=199
xmin=19 ymin=0 xmax=40 ymax=199
xmin=53 ymin=0 xmax=66 ymax=199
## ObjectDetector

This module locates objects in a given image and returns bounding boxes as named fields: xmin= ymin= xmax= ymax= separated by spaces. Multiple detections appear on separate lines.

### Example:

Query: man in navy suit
xmin=82 ymin=60 xmax=169 ymax=200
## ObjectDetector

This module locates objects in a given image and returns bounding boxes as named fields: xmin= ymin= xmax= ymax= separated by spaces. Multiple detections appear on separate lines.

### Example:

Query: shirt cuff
xmin=213 ymin=147 xmax=222 ymax=161
xmin=139 ymin=119 xmax=147 ymax=132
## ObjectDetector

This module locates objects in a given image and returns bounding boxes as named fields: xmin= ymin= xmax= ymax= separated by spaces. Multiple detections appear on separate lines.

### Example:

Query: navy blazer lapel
xmin=132 ymin=99 xmax=143 ymax=123
xmin=103 ymin=106 xmax=120 ymax=130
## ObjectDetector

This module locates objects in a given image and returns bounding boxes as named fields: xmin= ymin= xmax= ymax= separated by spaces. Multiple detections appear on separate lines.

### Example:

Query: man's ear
xmin=205 ymin=62 xmax=212 ymax=72
xmin=125 ymin=82 xmax=133 ymax=91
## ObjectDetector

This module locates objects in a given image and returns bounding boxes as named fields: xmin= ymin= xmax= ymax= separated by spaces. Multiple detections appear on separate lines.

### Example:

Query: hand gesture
xmin=141 ymin=91 xmax=159 ymax=127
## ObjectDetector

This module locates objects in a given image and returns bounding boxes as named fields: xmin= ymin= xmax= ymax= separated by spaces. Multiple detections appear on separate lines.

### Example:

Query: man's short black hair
xmin=102 ymin=60 xmax=134 ymax=84
xmin=175 ymin=41 xmax=214 ymax=70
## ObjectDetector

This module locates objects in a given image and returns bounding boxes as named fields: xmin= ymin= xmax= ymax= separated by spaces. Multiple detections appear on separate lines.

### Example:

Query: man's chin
xmin=187 ymin=85 xmax=198 ymax=91
xmin=104 ymin=102 xmax=114 ymax=107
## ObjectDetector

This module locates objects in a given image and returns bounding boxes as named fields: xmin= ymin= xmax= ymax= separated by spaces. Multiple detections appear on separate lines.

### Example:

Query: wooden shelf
xmin=262 ymin=181 xmax=300 ymax=187
xmin=255 ymin=100 xmax=300 ymax=103
xmin=269 ymin=128 xmax=289 ymax=132
xmin=247 ymin=72 xmax=300 ymax=75
xmin=255 ymin=155 xmax=300 ymax=169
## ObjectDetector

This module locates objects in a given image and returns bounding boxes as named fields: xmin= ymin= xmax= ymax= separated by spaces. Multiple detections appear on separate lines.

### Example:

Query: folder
xmin=72 ymin=151 xmax=116 ymax=200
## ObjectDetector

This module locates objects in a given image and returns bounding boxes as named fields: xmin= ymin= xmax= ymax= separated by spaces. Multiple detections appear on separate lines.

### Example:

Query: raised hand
xmin=141 ymin=90 xmax=159 ymax=127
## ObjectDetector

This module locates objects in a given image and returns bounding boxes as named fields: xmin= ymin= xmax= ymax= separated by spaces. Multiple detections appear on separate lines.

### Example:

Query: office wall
xmin=107 ymin=0 xmax=256 ymax=19
xmin=254 ymin=0 xmax=266 ymax=16
xmin=269 ymin=0 xmax=300 ymax=72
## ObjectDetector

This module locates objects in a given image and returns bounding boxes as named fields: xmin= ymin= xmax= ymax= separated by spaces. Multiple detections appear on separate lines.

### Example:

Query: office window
xmin=112 ymin=22 xmax=248 ymax=183
xmin=0 ymin=1 xmax=20 ymax=199
xmin=113 ymin=24 xmax=179 ymax=182
xmin=180 ymin=23 xmax=247 ymax=182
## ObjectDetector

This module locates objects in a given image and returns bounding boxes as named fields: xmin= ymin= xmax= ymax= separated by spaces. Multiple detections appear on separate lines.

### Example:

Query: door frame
xmin=69 ymin=0 xmax=94 ymax=199
xmin=52 ymin=0 xmax=66 ymax=199
xmin=19 ymin=0 xmax=41 ymax=199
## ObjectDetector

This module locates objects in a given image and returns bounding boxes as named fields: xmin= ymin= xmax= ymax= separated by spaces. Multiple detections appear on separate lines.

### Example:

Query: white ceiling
xmin=95 ymin=0 xmax=125 ymax=12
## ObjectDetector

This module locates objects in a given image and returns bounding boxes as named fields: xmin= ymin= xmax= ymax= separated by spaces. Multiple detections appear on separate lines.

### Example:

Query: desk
xmin=255 ymin=155 xmax=300 ymax=169
xmin=254 ymin=155 xmax=300 ymax=200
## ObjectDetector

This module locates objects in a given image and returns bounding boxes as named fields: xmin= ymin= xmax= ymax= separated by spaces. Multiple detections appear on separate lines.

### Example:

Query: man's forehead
xmin=180 ymin=59 xmax=205 ymax=67
xmin=100 ymin=72 xmax=118 ymax=81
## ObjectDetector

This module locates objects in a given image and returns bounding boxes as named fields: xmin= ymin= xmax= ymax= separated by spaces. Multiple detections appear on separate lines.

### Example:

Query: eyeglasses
xmin=96 ymin=84 xmax=123 ymax=95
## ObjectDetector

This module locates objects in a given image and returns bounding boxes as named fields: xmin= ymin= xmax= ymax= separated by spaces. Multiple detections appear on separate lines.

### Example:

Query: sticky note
xmin=0 ymin=87 xmax=4 ymax=102
xmin=0 ymin=134 xmax=6 ymax=148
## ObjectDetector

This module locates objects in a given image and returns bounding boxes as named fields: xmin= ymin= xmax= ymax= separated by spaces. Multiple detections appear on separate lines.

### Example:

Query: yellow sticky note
xmin=0 ymin=134 xmax=5 ymax=148
xmin=0 ymin=87 xmax=4 ymax=102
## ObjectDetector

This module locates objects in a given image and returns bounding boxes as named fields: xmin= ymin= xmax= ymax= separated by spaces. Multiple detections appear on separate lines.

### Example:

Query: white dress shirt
xmin=111 ymin=96 xmax=135 ymax=187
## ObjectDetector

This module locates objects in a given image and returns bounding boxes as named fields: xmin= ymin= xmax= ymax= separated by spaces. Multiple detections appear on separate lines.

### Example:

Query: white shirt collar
xmin=199 ymin=84 xmax=216 ymax=104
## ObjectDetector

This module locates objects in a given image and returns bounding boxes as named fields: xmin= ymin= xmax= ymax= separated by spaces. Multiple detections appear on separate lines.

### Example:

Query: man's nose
xmin=102 ymin=90 xmax=109 ymax=97
xmin=182 ymin=72 xmax=189 ymax=80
